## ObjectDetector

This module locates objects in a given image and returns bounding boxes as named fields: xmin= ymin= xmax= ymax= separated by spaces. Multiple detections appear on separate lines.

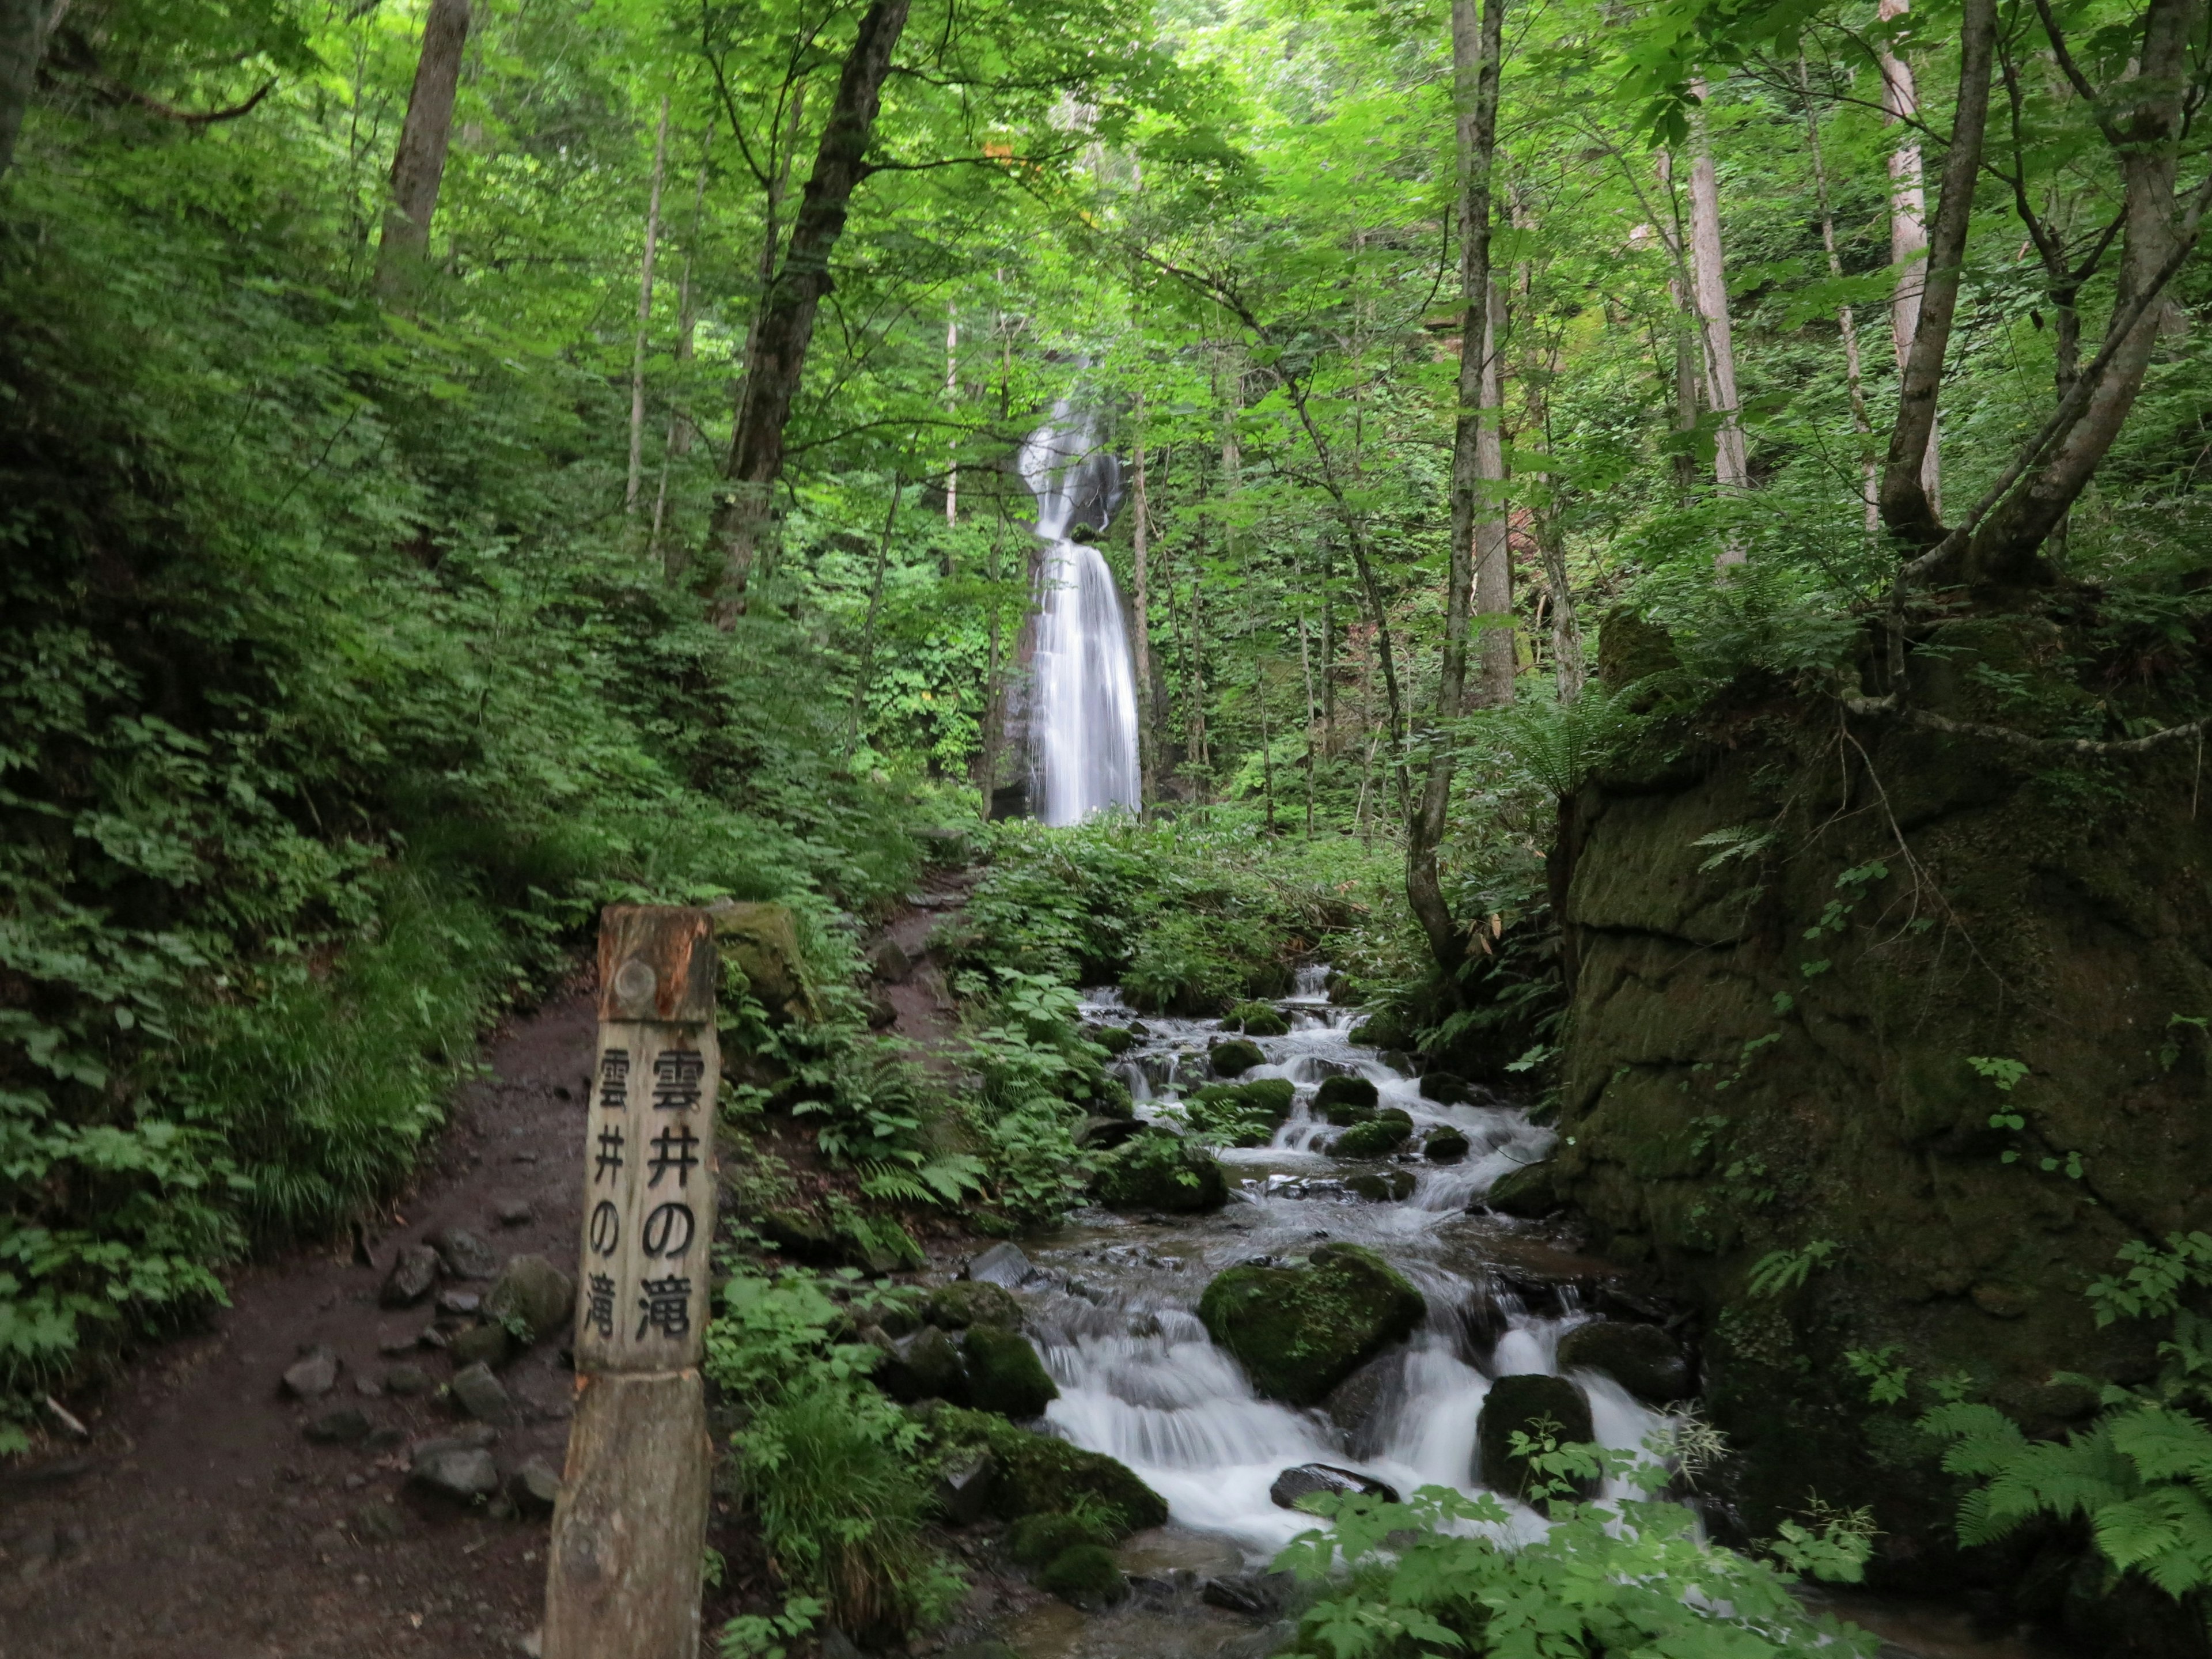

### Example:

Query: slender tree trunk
xmin=846 ymin=469 xmax=905 ymax=762
xmin=1801 ymin=56 xmax=1877 ymax=533
xmin=1320 ymin=540 xmax=1336 ymax=745
xmin=1652 ymin=154 xmax=1706 ymax=501
xmin=1686 ymin=81 xmax=1748 ymax=510
xmin=1296 ymin=611 xmax=1317 ymax=836
xmin=1881 ymin=0 xmax=1995 ymax=547
xmin=1130 ymin=410 xmax=1154 ymax=802
xmin=1878 ymin=0 xmax=1942 ymax=515
xmin=0 ymin=0 xmax=51 ymax=181
xmin=376 ymin=0 xmax=471 ymax=301
xmin=706 ymin=0 xmax=911 ymax=624
xmin=1473 ymin=280 xmax=1513 ymax=706
xmin=627 ymin=97 xmax=671 ymax=516
xmin=944 ymin=303 xmax=959 ymax=525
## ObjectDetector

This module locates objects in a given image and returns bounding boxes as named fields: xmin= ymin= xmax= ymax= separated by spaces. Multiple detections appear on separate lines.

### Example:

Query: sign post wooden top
xmin=596 ymin=905 xmax=717 ymax=1025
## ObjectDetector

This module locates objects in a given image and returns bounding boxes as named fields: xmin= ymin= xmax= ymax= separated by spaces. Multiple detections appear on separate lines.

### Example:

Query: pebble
xmin=354 ymin=1377 xmax=383 ymax=1399
xmin=495 ymin=1198 xmax=535 ymax=1227
xmin=437 ymin=1290 xmax=482 ymax=1317
xmin=282 ymin=1346 xmax=341 ymax=1400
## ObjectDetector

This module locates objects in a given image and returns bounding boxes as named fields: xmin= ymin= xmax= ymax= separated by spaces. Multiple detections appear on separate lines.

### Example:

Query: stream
xmin=961 ymin=969 xmax=2068 ymax=1659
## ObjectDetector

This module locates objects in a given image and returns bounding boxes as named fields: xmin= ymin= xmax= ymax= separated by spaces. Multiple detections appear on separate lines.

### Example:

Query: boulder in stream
xmin=925 ymin=1279 xmax=1023 ymax=1332
xmin=1198 ymin=1244 xmax=1426 ymax=1406
xmin=1423 ymin=1127 xmax=1471 ymax=1162
xmin=1036 ymin=1543 xmax=1128 ymax=1609
xmin=925 ymin=1407 xmax=1169 ymax=1531
xmin=1419 ymin=1071 xmax=1472 ymax=1104
xmin=870 ymin=1324 xmax=968 ymax=1403
xmin=1091 ymin=1130 xmax=1228 ymax=1213
xmin=1476 ymin=1373 xmax=1597 ymax=1505
xmin=1009 ymin=1511 xmax=1103 ymax=1566
xmin=1208 ymin=1037 xmax=1264 ymax=1078
xmin=1089 ymin=1024 xmax=1137 ymax=1056
xmin=1345 ymin=1168 xmax=1416 ymax=1202
xmin=1228 ymin=1001 xmax=1290 ymax=1037
xmin=1268 ymin=1463 xmax=1399 ymax=1510
xmin=961 ymin=1326 xmax=1059 ymax=1419
xmin=1556 ymin=1320 xmax=1692 ymax=1404
xmin=1315 ymin=1074 xmax=1379 ymax=1123
xmin=1484 ymin=1159 xmax=1560 ymax=1218
xmin=1335 ymin=1113 xmax=1412 ymax=1158
xmin=964 ymin=1241 xmax=1036 ymax=1288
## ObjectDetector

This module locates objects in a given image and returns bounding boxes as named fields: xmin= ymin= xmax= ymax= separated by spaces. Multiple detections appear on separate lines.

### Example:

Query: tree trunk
xmin=1409 ymin=0 xmax=1505 ymax=976
xmin=0 ymin=0 xmax=49 ymax=181
xmin=1686 ymin=81 xmax=1748 ymax=510
xmin=1801 ymin=55 xmax=1877 ymax=534
xmin=1297 ymin=610 xmax=1318 ymax=835
xmin=1877 ymin=0 xmax=1942 ymax=516
xmin=1881 ymin=0 xmax=1994 ymax=547
xmin=1473 ymin=279 xmax=1513 ymax=706
xmin=1130 ymin=410 xmax=1154 ymax=802
xmin=706 ymin=0 xmax=911 ymax=624
xmin=944 ymin=302 xmax=958 ymax=525
xmin=376 ymin=0 xmax=471 ymax=301
xmin=627 ymin=97 xmax=671 ymax=516
xmin=650 ymin=164 xmax=709 ymax=568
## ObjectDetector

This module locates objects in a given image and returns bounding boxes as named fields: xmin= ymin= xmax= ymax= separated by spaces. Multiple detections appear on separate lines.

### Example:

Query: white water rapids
xmin=1019 ymin=404 xmax=1142 ymax=827
xmin=988 ymin=968 xmax=1677 ymax=1563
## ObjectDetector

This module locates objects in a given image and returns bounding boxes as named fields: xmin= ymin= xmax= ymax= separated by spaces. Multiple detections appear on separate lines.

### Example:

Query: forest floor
xmin=0 ymin=869 xmax=984 ymax=1659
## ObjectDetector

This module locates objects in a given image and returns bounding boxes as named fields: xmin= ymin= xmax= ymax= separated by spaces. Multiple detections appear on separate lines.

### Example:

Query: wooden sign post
xmin=546 ymin=906 xmax=719 ymax=1658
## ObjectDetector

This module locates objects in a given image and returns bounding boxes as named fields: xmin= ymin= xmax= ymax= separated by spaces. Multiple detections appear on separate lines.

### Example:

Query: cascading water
xmin=1020 ymin=403 xmax=1142 ymax=826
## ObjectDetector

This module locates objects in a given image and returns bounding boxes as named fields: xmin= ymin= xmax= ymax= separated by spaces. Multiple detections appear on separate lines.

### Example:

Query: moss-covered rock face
xmin=1484 ymin=1160 xmax=1559 ymax=1217
xmin=1229 ymin=1001 xmax=1291 ymax=1037
xmin=1418 ymin=1071 xmax=1471 ymax=1104
xmin=1551 ymin=639 xmax=2212 ymax=1577
xmin=1091 ymin=1130 xmax=1229 ymax=1213
xmin=1555 ymin=1320 xmax=1691 ymax=1404
xmin=1315 ymin=1074 xmax=1379 ymax=1123
xmin=927 ymin=1407 xmax=1170 ymax=1531
xmin=962 ymin=1327 xmax=1059 ymax=1418
xmin=1334 ymin=1116 xmax=1412 ymax=1158
xmin=1476 ymin=1373 xmax=1596 ymax=1504
xmin=1090 ymin=1024 xmax=1137 ymax=1056
xmin=925 ymin=1281 xmax=1024 ymax=1332
xmin=1007 ymin=1512 xmax=1101 ymax=1567
xmin=707 ymin=900 xmax=818 ymax=1022
xmin=1036 ymin=1543 xmax=1128 ymax=1608
xmin=1198 ymin=1244 xmax=1426 ymax=1406
xmin=1209 ymin=1037 xmax=1265 ymax=1077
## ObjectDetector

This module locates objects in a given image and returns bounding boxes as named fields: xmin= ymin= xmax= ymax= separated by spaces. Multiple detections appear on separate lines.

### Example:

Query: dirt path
xmin=0 ymin=865 xmax=984 ymax=1659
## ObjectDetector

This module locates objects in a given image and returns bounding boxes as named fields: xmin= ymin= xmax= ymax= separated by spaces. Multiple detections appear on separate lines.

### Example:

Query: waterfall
xmin=1019 ymin=402 xmax=1141 ymax=825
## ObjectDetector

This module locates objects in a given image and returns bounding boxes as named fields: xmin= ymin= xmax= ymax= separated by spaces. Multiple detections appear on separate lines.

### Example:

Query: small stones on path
xmin=509 ymin=1457 xmax=562 ymax=1514
xmin=377 ymin=1328 xmax=422 ymax=1357
xmin=450 ymin=1324 xmax=512 ymax=1370
xmin=281 ymin=1346 xmax=340 ymax=1400
xmin=381 ymin=1363 xmax=433 ymax=1397
xmin=428 ymin=1226 xmax=499 ymax=1280
xmin=449 ymin=1361 xmax=517 ymax=1426
xmin=352 ymin=1502 xmax=408 ymax=1541
xmin=484 ymin=1254 xmax=574 ymax=1343
xmin=409 ymin=1441 xmax=500 ymax=1502
xmin=302 ymin=1407 xmax=372 ymax=1446
xmin=495 ymin=1197 xmax=535 ymax=1228
xmin=437 ymin=1290 xmax=482 ymax=1317
xmin=380 ymin=1244 xmax=441 ymax=1308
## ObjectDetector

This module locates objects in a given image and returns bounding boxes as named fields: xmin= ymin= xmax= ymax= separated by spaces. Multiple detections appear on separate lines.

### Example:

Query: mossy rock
xmin=1210 ymin=1037 xmax=1265 ymax=1078
xmin=1595 ymin=606 xmax=1680 ymax=689
xmin=870 ymin=1324 xmax=968 ymax=1404
xmin=1229 ymin=1001 xmax=1290 ymax=1037
xmin=1089 ymin=1077 xmax=1135 ymax=1120
xmin=1486 ymin=1160 xmax=1560 ymax=1218
xmin=1346 ymin=1169 xmax=1416 ymax=1202
xmin=925 ymin=1280 xmax=1023 ymax=1332
xmin=1007 ymin=1511 xmax=1103 ymax=1567
xmin=927 ymin=1407 xmax=1170 ymax=1532
xmin=1476 ymin=1373 xmax=1597 ymax=1505
xmin=1185 ymin=1079 xmax=1297 ymax=1147
xmin=1092 ymin=1130 xmax=1229 ymax=1213
xmin=706 ymin=900 xmax=819 ymax=1023
xmin=962 ymin=1326 xmax=1059 ymax=1419
xmin=1036 ymin=1543 xmax=1128 ymax=1609
xmin=1091 ymin=1024 xmax=1137 ymax=1056
xmin=1335 ymin=1115 xmax=1412 ymax=1159
xmin=1198 ymin=1244 xmax=1426 ymax=1406
xmin=1347 ymin=1010 xmax=1411 ymax=1050
xmin=1556 ymin=1320 xmax=1691 ymax=1404
xmin=1315 ymin=1074 xmax=1379 ymax=1123
xmin=1424 ymin=1127 xmax=1470 ymax=1162
xmin=1418 ymin=1071 xmax=1471 ymax=1104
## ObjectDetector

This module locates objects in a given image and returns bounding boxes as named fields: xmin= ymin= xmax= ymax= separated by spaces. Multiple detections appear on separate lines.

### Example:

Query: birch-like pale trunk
xmin=626 ymin=97 xmax=671 ymax=516
xmin=1687 ymin=81 xmax=1749 ymax=510
xmin=944 ymin=304 xmax=958 ymax=525
xmin=1879 ymin=0 xmax=1941 ymax=513
xmin=1130 ymin=408 xmax=1153 ymax=802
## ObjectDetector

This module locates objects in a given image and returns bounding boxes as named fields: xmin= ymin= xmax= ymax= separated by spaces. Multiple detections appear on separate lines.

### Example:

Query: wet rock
xmin=706 ymin=901 xmax=818 ymax=1023
xmin=409 ymin=1442 xmax=500 ymax=1503
xmin=1418 ymin=1071 xmax=1472 ymax=1104
xmin=1198 ymin=1244 xmax=1426 ymax=1406
xmin=1200 ymin=1571 xmax=1298 ymax=1618
xmin=1092 ymin=1130 xmax=1229 ymax=1214
xmin=1345 ymin=1169 xmax=1416 ymax=1202
xmin=872 ymin=1324 xmax=968 ymax=1404
xmin=509 ymin=1456 xmax=563 ymax=1515
xmin=1228 ymin=1001 xmax=1290 ymax=1037
xmin=449 ymin=1361 xmax=518 ymax=1427
xmin=1208 ymin=1037 xmax=1264 ymax=1078
xmin=282 ymin=1346 xmax=341 ymax=1400
xmin=1089 ymin=1025 xmax=1136 ymax=1056
xmin=1076 ymin=1115 xmax=1145 ymax=1152
xmin=964 ymin=1241 xmax=1035 ymax=1289
xmin=1476 ymin=1374 xmax=1597 ymax=1505
xmin=1556 ymin=1320 xmax=1692 ymax=1404
xmin=382 ymin=1363 xmax=434 ymax=1398
xmin=1423 ymin=1127 xmax=1471 ymax=1162
xmin=351 ymin=1502 xmax=407 ymax=1542
xmin=934 ymin=1450 xmax=994 ymax=1525
xmin=1269 ymin=1463 xmax=1399 ymax=1510
xmin=495 ymin=1198 xmax=535 ymax=1228
xmin=1315 ymin=1074 xmax=1379 ymax=1123
xmin=377 ymin=1328 xmax=423 ymax=1356
xmin=485 ymin=1254 xmax=575 ymax=1343
xmin=868 ymin=937 xmax=915 ymax=984
xmin=1336 ymin=1117 xmax=1413 ymax=1159
xmin=380 ymin=1244 xmax=442 ymax=1308
xmin=427 ymin=1226 xmax=499 ymax=1281
xmin=1009 ymin=1511 xmax=1100 ymax=1566
xmin=924 ymin=1281 xmax=1023 ymax=1332
xmin=925 ymin=1407 xmax=1169 ymax=1531
xmin=1323 ymin=1355 xmax=1400 ymax=1449
xmin=449 ymin=1324 xmax=513 ymax=1370
xmin=760 ymin=1206 xmax=842 ymax=1264
xmin=1347 ymin=1010 xmax=1410 ymax=1050
xmin=961 ymin=1327 xmax=1059 ymax=1419
xmin=1485 ymin=1160 xmax=1561 ymax=1219
xmin=1037 ymin=1543 xmax=1128 ymax=1609
xmin=303 ymin=1408 xmax=372 ymax=1446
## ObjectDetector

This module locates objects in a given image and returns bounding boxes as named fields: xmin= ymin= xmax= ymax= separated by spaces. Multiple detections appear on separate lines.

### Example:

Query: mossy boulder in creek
xmin=962 ymin=1326 xmax=1058 ymax=1419
xmin=1334 ymin=1115 xmax=1412 ymax=1159
xmin=1198 ymin=1244 xmax=1426 ymax=1406
xmin=925 ymin=1282 xmax=1024 ymax=1334
xmin=1092 ymin=1130 xmax=1229 ymax=1213
xmin=1423 ymin=1127 xmax=1471 ymax=1162
xmin=1008 ymin=1512 xmax=1103 ymax=1567
xmin=1348 ymin=1010 xmax=1411 ymax=1050
xmin=1556 ymin=1320 xmax=1691 ymax=1404
xmin=1315 ymin=1074 xmax=1379 ymax=1123
xmin=1418 ymin=1071 xmax=1471 ymax=1104
xmin=1228 ymin=1001 xmax=1290 ymax=1036
xmin=925 ymin=1407 xmax=1169 ymax=1531
xmin=1476 ymin=1373 xmax=1597 ymax=1504
xmin=1036 ymin=1543 xmax=1128 ymax=1609
xmin=1484 ymin=1160 xmax=1560 ymax=1218
xmin=1346 ymin=1169 xmax=1415 ymax=1202
xmin=706 ymin=900 xmax=818 ymax=1023
xmin=1209 ymin=1037 xmax=1265 ymax=1078
xmin=1089 ymin=1024 xmax=1137 ymax=1056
